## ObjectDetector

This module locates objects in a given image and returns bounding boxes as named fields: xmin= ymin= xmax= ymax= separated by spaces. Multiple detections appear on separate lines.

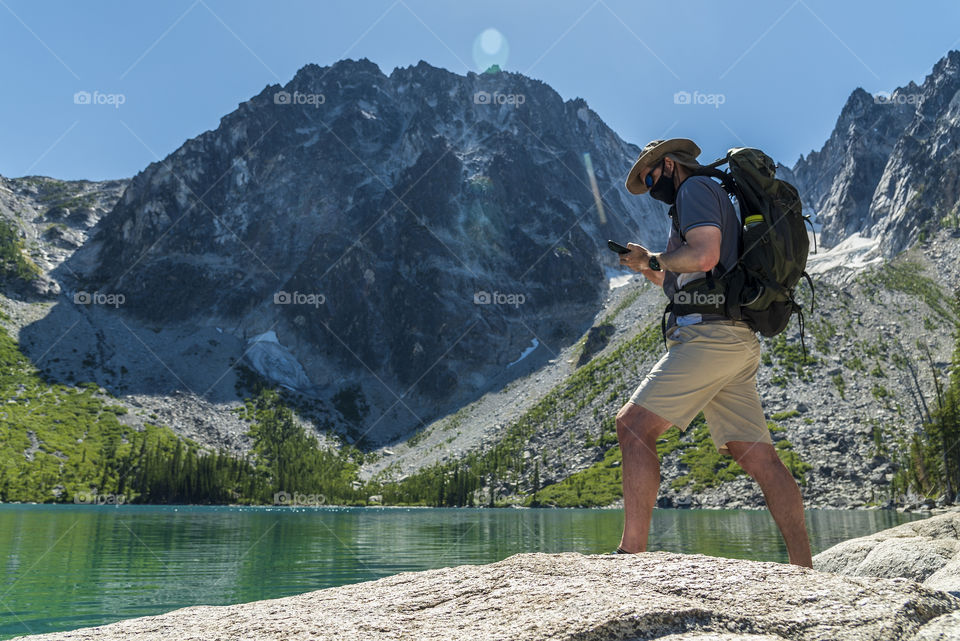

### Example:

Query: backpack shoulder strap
xmin=668 ymin=204 xmax=684 ymax=242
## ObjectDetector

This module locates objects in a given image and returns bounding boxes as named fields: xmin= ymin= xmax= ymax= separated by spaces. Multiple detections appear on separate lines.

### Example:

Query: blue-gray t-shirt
xmin=662 ymin=175 xmax=740 ymax=328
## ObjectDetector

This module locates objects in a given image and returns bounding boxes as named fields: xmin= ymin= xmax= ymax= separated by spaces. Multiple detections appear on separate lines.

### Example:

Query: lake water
xmin=0 ymin=505 xmax=923 ymax=639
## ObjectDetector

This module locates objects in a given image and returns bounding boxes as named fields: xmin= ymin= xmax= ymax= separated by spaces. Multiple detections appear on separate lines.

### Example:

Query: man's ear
xmin=663 ymin=156 xmax=675 ymax=176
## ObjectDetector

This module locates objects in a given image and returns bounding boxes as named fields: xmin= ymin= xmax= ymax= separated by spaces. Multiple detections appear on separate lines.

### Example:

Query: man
xmin=613 ymin=138 xmax=812 ymax=567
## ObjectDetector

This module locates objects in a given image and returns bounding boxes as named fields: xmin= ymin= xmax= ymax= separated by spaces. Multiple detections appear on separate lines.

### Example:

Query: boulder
xmin=14 ymin=551 xmax=960 ymax=641
xmin=814 ymin=509 xmax=960 ymax=593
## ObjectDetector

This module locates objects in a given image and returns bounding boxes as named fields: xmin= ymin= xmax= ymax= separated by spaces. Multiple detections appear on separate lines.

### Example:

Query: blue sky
xmin=2 ymin=0 xmax=959 ymax=181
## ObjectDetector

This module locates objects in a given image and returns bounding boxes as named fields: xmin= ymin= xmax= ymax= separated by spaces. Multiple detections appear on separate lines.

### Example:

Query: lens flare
xmin=472 ymin=28 xmax=509 ymax=72
xmin=583 ymin=152 xmax=606 ymax=224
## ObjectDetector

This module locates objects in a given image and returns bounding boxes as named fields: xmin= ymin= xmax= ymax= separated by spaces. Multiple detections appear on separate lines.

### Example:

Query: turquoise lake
xmin=0 ymin=505 xmax=923 ymax=639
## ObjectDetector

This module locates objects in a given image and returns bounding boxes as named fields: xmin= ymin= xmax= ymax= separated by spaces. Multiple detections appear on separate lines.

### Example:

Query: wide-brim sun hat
xmin=625 ymin=138 xmax=702 ymax=195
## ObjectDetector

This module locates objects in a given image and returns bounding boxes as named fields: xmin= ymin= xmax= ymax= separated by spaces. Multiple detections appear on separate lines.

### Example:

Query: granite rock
xmin=16 ymin=551 xmax=960 ymax=641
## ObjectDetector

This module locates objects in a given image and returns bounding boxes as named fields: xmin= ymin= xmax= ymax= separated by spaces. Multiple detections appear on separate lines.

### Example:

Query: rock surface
xmin=14 ymin=551 xmax=960 ymax=641
xmin=815 ymin=509 xmax=960 ymax=594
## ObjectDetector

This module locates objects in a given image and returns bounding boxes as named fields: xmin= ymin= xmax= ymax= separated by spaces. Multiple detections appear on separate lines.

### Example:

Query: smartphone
xmin=607 ymin=240 xmax=631 ymax=254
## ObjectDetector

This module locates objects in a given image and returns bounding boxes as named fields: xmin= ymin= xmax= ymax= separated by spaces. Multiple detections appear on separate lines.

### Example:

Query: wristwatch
xmin=648 ymin=255 xmax=662 ymax=271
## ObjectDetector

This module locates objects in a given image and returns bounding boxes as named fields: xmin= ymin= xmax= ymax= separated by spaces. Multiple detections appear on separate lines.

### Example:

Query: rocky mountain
xmin=3 ymin=51 xmax=958 ymax=511
xmin=791 ymin=50 xmax=960 ymax=255
xmin=60 ymin=59 xmax=666 ymax=444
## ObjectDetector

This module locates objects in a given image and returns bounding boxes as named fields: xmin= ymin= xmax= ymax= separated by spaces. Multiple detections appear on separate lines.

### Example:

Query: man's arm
xmin=619 ymin=225 xmax=720 ymax=284
xmin=653 ymin=225 xmax=721 ymax=273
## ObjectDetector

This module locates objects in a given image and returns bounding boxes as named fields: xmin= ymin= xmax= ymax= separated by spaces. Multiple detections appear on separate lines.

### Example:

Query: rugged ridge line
xmin=791 ymin=50 xmax=960 ymax=254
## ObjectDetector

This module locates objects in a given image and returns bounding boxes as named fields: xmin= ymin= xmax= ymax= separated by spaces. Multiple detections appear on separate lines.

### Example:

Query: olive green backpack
xmin=666 ymin=147 xmax=815 ymax=348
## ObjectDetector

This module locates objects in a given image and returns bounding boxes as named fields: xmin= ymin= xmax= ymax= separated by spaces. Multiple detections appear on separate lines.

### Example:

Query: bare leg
xmin=726 ymin=440 xmax=813 ymax=567
xmin=616 ymin=403 xmax=672 ymax=553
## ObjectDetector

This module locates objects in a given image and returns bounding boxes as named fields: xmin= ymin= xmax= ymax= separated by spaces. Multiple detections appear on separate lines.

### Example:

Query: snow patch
xmin=507 ymin=338 xmax=539 ymax=368
xmin=605 ymin=266 xmax=635 ymax=290
xmin=806 ymin=232 xmax=883 ymax=275
xmin=244 ymin=331 xmax=312 ymax=390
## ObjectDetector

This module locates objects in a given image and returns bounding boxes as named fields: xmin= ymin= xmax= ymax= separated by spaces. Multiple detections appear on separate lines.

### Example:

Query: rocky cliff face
xmin=70 ymin=59 xmax=665 ymax=442
xmin=0 ymin=176 xmax=128 ymax=300
xmin=791 ymin=50 xmax=960 ymax=255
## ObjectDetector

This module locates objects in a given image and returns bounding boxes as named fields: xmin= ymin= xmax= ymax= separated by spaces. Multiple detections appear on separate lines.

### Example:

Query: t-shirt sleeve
xmin=676 ymin=177 xmax=722 ymax=235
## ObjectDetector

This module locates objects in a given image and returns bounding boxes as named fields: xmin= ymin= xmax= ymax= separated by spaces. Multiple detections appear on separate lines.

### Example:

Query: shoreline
xmin=0 ymin=501 xmax=952 ymax=516
xmin=11 ymin=549 xmax=960 ymax=641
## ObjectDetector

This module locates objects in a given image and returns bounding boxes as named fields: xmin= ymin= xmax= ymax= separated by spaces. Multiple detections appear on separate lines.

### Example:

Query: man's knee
xmin=728 ymin=441 xmax=783 ymax=478
xmin=616 ymin=403 xmax=667 ymax=445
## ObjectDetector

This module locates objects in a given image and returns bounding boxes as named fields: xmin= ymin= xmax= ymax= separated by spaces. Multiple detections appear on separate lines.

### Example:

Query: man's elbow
xmin=697 ymin=252 xmax=720 ymax=273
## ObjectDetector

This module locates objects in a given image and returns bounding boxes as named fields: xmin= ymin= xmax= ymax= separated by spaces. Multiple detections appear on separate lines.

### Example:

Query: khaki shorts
xmin=628 ymin=322 xmax=771 ymax=455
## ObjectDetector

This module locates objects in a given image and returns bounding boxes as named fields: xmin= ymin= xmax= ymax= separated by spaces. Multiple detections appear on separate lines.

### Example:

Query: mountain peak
xmin=287 ymin=58 xmax=386 ymax=87
xmin=79 ymin=56 xmax=666 ymax=442
xmin=791 ymin=49 xmax=960 ymax=254
xmin=931 ymin=49 xmax=960 ymax=76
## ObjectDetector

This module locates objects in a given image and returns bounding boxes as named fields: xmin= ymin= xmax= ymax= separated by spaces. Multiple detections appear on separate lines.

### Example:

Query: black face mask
xmin=649 ymin=167 xmax=677 ymax=205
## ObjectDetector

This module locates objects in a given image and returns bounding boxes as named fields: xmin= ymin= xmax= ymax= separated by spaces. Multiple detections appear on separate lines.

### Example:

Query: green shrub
xmin=860 ymin=261 xmax=959 ymax=322
xmin=830 ymin=374 xmax=847 ymax=400
xmin=0 ymin=219 xmax=40 ymax=282
xmin=670 ymin=417 xmax=745 ymax=491
xmin=845 ymin=356 xmax=866 ymax=372
xmin=771 ymin=410 xmax=800 ymax=421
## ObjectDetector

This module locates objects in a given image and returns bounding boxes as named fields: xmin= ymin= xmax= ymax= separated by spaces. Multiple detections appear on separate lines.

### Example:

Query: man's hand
xmin=618 ymin=242 xmax=651 ymax=272
xmin=619 ymin=243 xmax=665 ymax=287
